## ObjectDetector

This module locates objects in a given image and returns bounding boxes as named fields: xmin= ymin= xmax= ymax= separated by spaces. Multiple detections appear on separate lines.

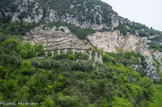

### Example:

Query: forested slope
xmin=0 ymin=35 xmax=162 ymax=107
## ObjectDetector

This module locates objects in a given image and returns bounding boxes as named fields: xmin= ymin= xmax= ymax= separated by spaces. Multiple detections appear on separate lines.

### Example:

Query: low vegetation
xmin=0 ymin=35 xmax=161 ymax=107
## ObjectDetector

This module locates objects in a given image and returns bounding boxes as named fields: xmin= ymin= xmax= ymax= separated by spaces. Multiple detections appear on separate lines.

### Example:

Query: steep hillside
xmin=0 ymin=37 xmax=159 ymax=107
xmin=0 ymin=0 xmax=162 ymax=106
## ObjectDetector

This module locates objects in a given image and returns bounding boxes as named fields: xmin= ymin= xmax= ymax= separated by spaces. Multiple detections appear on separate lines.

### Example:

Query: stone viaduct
xmin=43 ymin=48 xmax=103 ymax=63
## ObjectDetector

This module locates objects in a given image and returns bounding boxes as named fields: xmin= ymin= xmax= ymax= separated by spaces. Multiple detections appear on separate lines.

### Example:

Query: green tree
xmin=112 ymin=96 xmax=133 ymax=107
xmin=41 ymin=97 xmax=55 ymax=107
xmin=68 ymin=54 xmax=75 ymax=60
xmin=58 ymin=96 xmax=78 ymax=107
xmin=0 ymin=93 xmax=3 ymax=102
xmin=34 ymin=44 xmax=44 ymax=56
xmin=100 ymin=98 xmax=108 ymax=107
xmin=1 ymin=79 xmax=18 ymax=99
xmin=21 ymin=60 xmax=32 ymax=75
xmin=149 ymin=85 xmax=162 ymax=107
xmin=21 ymin=43 xmax=36 ymax=59
xmin=0 ymin=66 xmax=9 ymax=79
xmin=15 ymin=86 xmax=30 ymax=101
xmin=1 ymin=38 xmax=20 ymax=55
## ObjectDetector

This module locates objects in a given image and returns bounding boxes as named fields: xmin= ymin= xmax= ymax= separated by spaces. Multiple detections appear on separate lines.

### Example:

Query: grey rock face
xmin=145 ymin=56 xmax=158 ymax=79
xmin=43 ymin=9 xmax=111 ymax=30
xmin=138 ymin=37 xmax=162 ymax=79
xmin=12 ymin=0 xmax=43 ymax=23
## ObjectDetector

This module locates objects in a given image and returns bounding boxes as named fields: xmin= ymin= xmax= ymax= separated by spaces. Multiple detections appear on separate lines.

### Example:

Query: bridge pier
xmin=99 ymin=54 xmax=103 ymax=63
xmin=45 ymin=52 xmax=48 ymax=57
xmin=52 ymin=51 xmax=54 ymax=57
xmin=72 ymin=49 xmax=76 ymax=55
xmin=89 ymin=51 xmax=92 ymax=60
xmin=64 ymin=49 xmax=67 ymax=54
xmin=81 ymin=50 xmax=85 ymax=54
xmin=94 ymin=52 xmax=98 ymax=62
xmin=58 ymin=50 xmax=61 ymax=55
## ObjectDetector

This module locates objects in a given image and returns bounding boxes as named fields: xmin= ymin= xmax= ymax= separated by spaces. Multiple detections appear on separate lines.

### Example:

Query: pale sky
xmin=102 ymin=0 xmax=162 ymax=31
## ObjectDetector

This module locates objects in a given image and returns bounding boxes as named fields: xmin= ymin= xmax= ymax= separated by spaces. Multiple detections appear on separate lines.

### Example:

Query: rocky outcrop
xmin=88 ymin=31 xmax=144 ymax=52
xmin=88 ymin=31 xmax=162 ymax=79
xmin=24 ymin=25 xmax=90 ymax=50
xmin=0 ymin=0 xmax=128 ymax=30
xmin=12 ymin=0 xmax=43 ymax=23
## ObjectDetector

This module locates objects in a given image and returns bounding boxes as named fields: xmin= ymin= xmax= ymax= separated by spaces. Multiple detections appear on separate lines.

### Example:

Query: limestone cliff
xmin=88 ymin=31 xmax=143 ymax=53
xmin=88 ymin=31 xmax=162 ymax=79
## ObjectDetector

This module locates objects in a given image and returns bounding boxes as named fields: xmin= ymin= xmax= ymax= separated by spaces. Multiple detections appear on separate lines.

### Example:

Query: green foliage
xmin=148 ymin=32 xmax=162 ymax=51
xmin=100 ymin=98 xmax=108 ymax=107
xmin=157 ymin=72 xmax=162 ymax=84
xmin=15 ymin=86 xmax=30 ymax=101
xmin=34 ymin=45 xmax=45 ymax=56
xmin=112 ymin=96 xmax=133 ymax=107
xmin=21 ymin=60 xmax=32 ymax=75
xmin=68 ymin=54 xmax=75 ymax=60
xmin=103 ymin=51 xmax=147 ymax=73
xmin=150 ymin=44 xmax=162 ymax=52
xmin=153 ymin=59 xmax=160 ymax=72
xmin=115 ymin=23 xmax=127 ymax=35
xmin=0 ymin=0 xmax=18 ymax=12
xmin=41 ymin=97 xmax=55 ymax=107
xmin=149 ymin=85 xmax=162 ymax=107
xmin=75 ymin=53 xmax=89 ymax=60
xmin=1 ymin=38 xmax=20 ymax=54
xmin=115 ymin=22 xmax=161 ymax=37
xmin=0 ymin=93 xmax=3 ymax=102
xmin=0 ymin=17 xmax=38 ymax=35
xmin=0 ymin=38 xmax=43 ymax=67
xmin=0 ymin=66 xmax=9 ymax=79
xmin=53 ymin=81 xmax=65 ymax=92
xmin=67 ymin=25 xmax=95 ymax=40
xmin=21 ymin=43 xmax=36 ymax=59
xmin=58 ymin=96 xmax=78 ymax=107
xmin=0 ymin=37 xmax=160 ymax=107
